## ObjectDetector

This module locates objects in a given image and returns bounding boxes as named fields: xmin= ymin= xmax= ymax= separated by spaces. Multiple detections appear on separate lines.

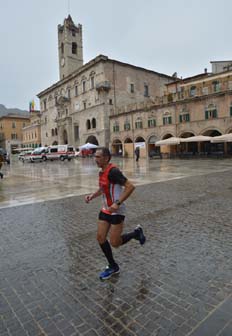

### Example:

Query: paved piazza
xmin=0 ymin=157 xmax=231 ymax=336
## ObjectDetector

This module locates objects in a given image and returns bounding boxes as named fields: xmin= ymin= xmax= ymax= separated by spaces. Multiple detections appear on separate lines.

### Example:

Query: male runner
xmin=85 ymin=147 xmax=146 ymax=280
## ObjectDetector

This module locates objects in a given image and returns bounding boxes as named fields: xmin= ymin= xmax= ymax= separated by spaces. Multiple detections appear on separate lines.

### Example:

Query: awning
xmin=79 ymin=143 xmax=99 ymax=149
xmin=180 ymin=135 xmax=212 ymax=143
xmin=211 ymin=133 xmax=232 ymax=143
xmin=155 ymin=137 xmax=181 ymax=146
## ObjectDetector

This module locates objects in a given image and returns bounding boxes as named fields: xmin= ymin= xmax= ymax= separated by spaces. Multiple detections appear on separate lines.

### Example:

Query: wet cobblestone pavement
xmin=0 ymin=160 xmax=232 ymax=335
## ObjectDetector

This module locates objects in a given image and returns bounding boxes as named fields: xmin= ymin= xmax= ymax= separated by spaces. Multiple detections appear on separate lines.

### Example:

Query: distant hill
xmin=0 ymin=104 xmax=29 ymax=117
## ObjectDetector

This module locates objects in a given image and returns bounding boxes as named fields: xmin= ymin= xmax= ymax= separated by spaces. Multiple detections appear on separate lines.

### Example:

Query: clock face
xmin=61 ymin=57 xmax=65 ymax=67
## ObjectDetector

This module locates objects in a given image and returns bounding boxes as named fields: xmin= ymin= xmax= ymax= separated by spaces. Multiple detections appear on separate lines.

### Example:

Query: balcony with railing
xmin=96 ymin=81 xmax=111 ymax=92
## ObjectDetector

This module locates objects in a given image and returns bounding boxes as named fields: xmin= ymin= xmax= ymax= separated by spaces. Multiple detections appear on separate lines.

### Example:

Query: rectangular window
xmin=148 ymin=119 xmax=156 ymax=128
xmin=113 ymin=125 xmax=120 ymax=132
xmin=230 ymin=106 xmax=232 ymax=116
xmin=50 ymin=148 xmax=58 ymax=153
xmin=205 ymin=109 xmax=217 ymax=119
xmin=213 ymin=81 xmax=220 ymax=92
xmin=74 ymin=125 xmax=79 ymax=140
xmin=44 ymin=99 xmax=47 ymax=110
xmin=109 ymin=99 xmax=113 ymax=105
xmin=11 ymin=133 xmax=17 ymax=140
xmin=144 ymin=84 xmax=149 ymax=97
xmin=130 ymin=83 xmax=134 ymax=93
xmin=12 ymin=122 xmax=16 ymax=128
xmin=75 ymin=85 xmax=78 ymax=96
xmin=82 ymin=81 xmax=86 ymax=93
xmin=202 ymin=87 xmax=208 ymax=95
xmin=83 ymin=102 xmax=86 ymax=110
xmin=135 ymin=121 xmax=143 ymax=129
xmin=91 ymin=77 xmax=95 ymax=89
xmin=163 ymin=116 xmax=172 ymax=125
xmin=212 ymin=109 xmax=217 ymax=118
xmin=124 ymin=123 xmax=130 ymax=131
xmin=179 ymin=114 xmax=190 ymax=123
xmin=67 ymin=89 xmax=71 ymax=98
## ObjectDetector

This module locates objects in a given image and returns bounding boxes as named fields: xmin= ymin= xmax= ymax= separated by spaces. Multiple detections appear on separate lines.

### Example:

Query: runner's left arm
xmin=85 ymin=188 xmax=102 ymax=203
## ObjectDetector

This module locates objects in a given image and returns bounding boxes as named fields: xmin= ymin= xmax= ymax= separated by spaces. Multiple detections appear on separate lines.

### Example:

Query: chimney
xmin=204 ymin=68 xmax=207 ymax=74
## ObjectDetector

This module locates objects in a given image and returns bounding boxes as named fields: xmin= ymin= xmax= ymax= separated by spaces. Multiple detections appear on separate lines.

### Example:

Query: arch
xmin=135 ymin=136 xmax=145 ymax=143
xmin=86 ymin=119 xmax=91 ymax=130
xmin=111 ymin=139 xmax=123 ymax=155
xmin=92 ymin=118 xmax=96 ymax=129
xmin=162 ymin=133 xmax=174 ymax=140
xmin=51 ymin=129 xmax=55 ymax=136
xmin=52 ymin=141 xmax=58 ymax=145
xmin=63 ymin=129 xmax=68 ymax=144
xmin=147 ymin=134 xmax=160 ymax=157
xmin=226 ymin=127 xmax=232 ymax=134
xmin=55 ymin=128 xmax=58 ymax=136
xmin=179 ymin=131 xmax=195 ymax=138
xmin=124 ymin=137 xmax=133 ymax=143
xmin=202 ymin=129 xmax=222 ymax=154
xmin=201 ymin=129 xmax=222 ymax=137
xmin=86 ymin=135 xmax=99 ymax=145
xmin=148 ymin=135 xmax=158 ymax=144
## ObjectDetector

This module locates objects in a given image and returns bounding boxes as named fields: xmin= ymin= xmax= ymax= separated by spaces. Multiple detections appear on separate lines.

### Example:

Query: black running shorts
xmin=98 ymin=211 xmax=125 ymax=225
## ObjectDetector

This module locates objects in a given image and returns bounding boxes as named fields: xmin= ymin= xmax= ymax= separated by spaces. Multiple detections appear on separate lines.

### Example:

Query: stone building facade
xmin=110 ymin=62 xmax=232 ymax=157
xmin=37 ymin=16 xmax=174 ymax=148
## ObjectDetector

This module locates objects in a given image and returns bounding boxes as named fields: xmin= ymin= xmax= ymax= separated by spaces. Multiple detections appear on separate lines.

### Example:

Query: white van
xmin=46 ymin=145 xmax=75 ymax=161
xmin=30 ymin=147 xmax=48 ymax=162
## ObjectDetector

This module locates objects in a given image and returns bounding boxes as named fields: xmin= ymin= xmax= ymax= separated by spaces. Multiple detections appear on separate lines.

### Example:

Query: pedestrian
xmin=85 ymin=147 xmax=146 ymax=280
xmin=0 ymin=154 xmax=4 ymax=179
xmin=135 ymin=146 xmax=140 ymax=161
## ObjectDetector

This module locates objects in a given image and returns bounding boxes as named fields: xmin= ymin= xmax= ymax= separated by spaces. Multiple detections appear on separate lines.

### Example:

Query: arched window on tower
xmin=72 ymin=42 xmax=77 ymax=54
xmin=61 ymin=43 xmax=64 ymax=54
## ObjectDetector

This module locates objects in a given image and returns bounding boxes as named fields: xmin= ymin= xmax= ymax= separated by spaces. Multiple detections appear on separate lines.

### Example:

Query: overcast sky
xmin=1 ymin=0 xmax=232 ymax=110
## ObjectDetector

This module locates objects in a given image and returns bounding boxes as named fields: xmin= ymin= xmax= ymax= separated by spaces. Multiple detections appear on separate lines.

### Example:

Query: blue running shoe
xmin=134 ymin=225 xmax=146 ymax=245
xmin=99 ymin=265 xmax=120 ymax=280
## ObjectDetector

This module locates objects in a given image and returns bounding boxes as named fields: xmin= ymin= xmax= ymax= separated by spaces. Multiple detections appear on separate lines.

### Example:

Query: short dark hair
xmin=98 ymin=147 xmax=111 ymax=162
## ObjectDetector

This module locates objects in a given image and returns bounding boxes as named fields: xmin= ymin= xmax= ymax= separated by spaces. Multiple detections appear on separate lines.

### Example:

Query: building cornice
xmin=37 ymin=55 xmax=174 ymax=98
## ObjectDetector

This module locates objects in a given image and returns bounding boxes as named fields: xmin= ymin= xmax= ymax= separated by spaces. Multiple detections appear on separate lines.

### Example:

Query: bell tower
xmin=58 ymin=15 xmax=83 ymax=80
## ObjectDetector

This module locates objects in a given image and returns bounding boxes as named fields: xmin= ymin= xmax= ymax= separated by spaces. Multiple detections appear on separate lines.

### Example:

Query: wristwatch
xmin=115 ymin=200 xmax=121 ymax=206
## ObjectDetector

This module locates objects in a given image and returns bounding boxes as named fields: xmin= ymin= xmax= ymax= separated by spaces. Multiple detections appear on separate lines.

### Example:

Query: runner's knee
xmin=97 ymin=233 xmax=106 ymax=245
xmin=110 ymin=237 xmax=121 ymax=248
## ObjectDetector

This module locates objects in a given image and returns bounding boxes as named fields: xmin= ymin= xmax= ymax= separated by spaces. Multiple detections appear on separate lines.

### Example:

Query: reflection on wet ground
xmin=1 ymin=156 xmax=232 ymax=208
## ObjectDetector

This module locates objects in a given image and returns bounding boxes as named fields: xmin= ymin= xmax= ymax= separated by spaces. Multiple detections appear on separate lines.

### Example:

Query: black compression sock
xmin=121 ymin=231 xmax=137 ymax=245
xmin=100 ymin=240 xmax=117 ymax=267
